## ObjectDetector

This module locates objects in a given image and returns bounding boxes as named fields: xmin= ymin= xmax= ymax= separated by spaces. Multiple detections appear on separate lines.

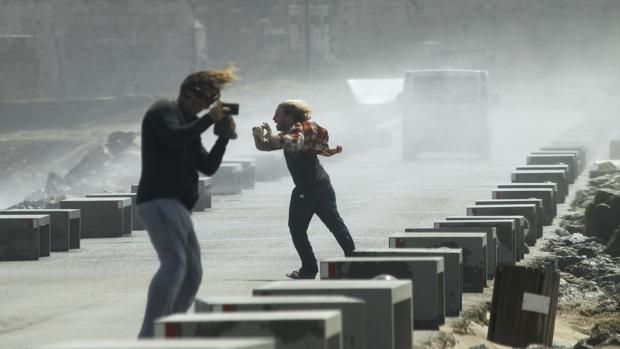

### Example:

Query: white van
xmin=400 ymin=69 xmax=490 ymax=159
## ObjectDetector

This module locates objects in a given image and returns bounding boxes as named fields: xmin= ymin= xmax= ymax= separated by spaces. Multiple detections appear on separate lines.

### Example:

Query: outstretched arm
xmin=193 ymin=137 xmax=229 ymax=176
xmin=252 ymin=124 xmax=283 ymax=151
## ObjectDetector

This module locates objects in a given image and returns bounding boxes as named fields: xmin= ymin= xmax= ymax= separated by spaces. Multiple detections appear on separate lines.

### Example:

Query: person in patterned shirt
xmin=252 ymin=100 xmax=356 ymax=279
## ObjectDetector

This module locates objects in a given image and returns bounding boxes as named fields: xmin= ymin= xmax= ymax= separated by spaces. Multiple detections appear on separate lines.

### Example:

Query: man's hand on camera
xmin=207 ymin=101 xmax=226 ymax=123
xmin=214 ymin=115 xmax=237 ymax=139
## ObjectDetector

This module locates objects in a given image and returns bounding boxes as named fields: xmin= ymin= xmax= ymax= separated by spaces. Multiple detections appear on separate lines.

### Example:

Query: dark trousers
xmin=288 ymin=182 xmax=356 ymax=274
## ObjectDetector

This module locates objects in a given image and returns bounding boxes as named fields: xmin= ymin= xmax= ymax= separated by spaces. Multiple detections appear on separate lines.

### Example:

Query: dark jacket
xmin=137 ymin=99 xmax=228 ymax=210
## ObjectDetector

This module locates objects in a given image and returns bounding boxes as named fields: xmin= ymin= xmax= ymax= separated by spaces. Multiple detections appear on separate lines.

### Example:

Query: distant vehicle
xmin=399 ymin=69 xmax=490 ymax=159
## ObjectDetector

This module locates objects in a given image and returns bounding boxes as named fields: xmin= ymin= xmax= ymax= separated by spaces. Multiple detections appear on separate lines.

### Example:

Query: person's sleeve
xmin=194 ymin=137 xmax=229 ymax=176
xmin=148 ymin=104 xmax=214 ymax=147
xmin=253 ymin=131 xmax=283 ymax=151
xmin=279 ymin=123 xmax=305 ymax=152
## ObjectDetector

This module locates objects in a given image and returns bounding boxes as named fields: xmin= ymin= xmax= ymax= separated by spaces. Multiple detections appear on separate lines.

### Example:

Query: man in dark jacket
xmin=252 ymin=100 xmax=355 ymax=279
xmin=136 ymin=67 xmax=236 ymax=337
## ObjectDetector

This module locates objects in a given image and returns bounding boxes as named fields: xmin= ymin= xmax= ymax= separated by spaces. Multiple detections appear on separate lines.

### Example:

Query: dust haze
xmin=1 ymin=0 xmax=619 ymax=209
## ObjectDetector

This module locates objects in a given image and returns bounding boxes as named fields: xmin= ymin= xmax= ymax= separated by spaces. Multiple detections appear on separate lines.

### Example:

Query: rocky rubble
xmin=529 ymin=166 xmax=620 ymax=348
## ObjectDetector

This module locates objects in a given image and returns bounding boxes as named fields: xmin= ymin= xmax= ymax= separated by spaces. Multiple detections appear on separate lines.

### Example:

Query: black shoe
xmin=286 ymin=269 xmax=317 ymax=280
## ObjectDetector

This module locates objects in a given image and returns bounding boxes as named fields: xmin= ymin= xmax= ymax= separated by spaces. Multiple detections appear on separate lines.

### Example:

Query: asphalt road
xmin=0 ymin=108 xmax=612 ymax=349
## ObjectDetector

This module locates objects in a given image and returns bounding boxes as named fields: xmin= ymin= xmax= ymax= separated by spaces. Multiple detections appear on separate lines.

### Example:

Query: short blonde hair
xmin=278 ymin=100 xmax=312 ymax=122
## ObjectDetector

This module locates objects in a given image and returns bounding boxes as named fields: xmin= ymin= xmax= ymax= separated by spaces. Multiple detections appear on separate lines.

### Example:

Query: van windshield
xmin=411 ymin=75 xmax=479 ymax=104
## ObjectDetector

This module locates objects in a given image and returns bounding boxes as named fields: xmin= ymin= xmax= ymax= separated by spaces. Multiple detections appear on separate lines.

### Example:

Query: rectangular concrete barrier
xmin=60 ymin=198 xmax=131 ymax=238
xmin=390 ymin=232 xmax=487 ymax=293
xmin=511 ymin=170 xmax=569 ymax=203
xmin=212 ymin=164 xmax=242 ymax=195
xmin=223 ymin=159 xmax=256 ymax=189
xmin=41 ymin=339 xmax=276 ymax=349
xmin=192 ymin=177 xmax=210 ymax=212
xmin=530 ymin=151 xmax=582 ymax=173
xmin=497 ymin=183 xmax=562 ymax=204
xmin=320 ymin=256 xmax=445 ymax=329
xmin=0 ymin=214 xmax=50 ymax=260
xmin=434 ymin=219 xmax=516 ymax=265
xmin=467 ymin=204 xmax=540 ymax=246
xmin=86 ymin=193 xmax=138 ymax=232
xmin=540 ymin=145 xmax=588 ymax=172
xmin=475 ymin=198 xmax=546 ymax=230
xmin=492 ymin=188 xmax=556 ymax=222
xmin=445 ymin=215 xmax=528 ymax=260
xmin=1 ymin=209 xmax=81 ymax=251
xmin=196 ymin=295 xmax=365 ymax=349
xmin=240 ymin=153 xmax=287 ymax=181
xmin=352 ymin=248 xmax=462 ymax=316
xmin=405 ymin=228 xmax=497 ymax=280
xmin=516 ymin=164 xmax=573 ymax=184
xmin=155 ymin=310 xmax=342 ymax=349
xmin=253 ymin=280 xmax=412 ymax=349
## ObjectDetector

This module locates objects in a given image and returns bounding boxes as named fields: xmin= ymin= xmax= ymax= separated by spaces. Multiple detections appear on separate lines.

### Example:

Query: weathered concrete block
xmin=352 ymin=248 xmax=462 ymax=316
xmin=1 ymin=209 xmax=80 ymax=251
xmin=192 ymin=177 xmax=209 ymax=212
xmin=475 ymin=198 xmax=546 ymax=232
xmin=253 ymin=280 xmax=412 ymax=349
xmin=320 ymin=256 xmax=444 ymax=329
xmin=526 ymin=154 xmax=577 ymax=179
xmin=541 ymin=145 xmax=588 ymax=171
xmin=223 ymin=159 xmax=256 ymax=189
xmin=390 ymin=232 xmax=487 ymax=293
xmin=497 ymin=182 xmax=562 ymax=203
xmin=435 ymin=219 xmax=516 ymax=266
xmin=405 ymin=227 xmax=497 ymax=280
xmin=511 ymin=170 xmax=569 ymax=203
xmin=196 ymin=295 xmax=365 ymax=349
xmin=530 ymin=150 xmax=582 ymax=173
xmin=446 ymin=215 xmax=528 ymax=260
xmin=516 ymin=164 xmax=573 ymax=184
xmin=60 ymin=198 xmax=131 ymax=238
xmin=41 ymin=339 xmax=276 ymax=349
xmin=86 ymin=193 xmax=137 ymax=232
xmin=201 ymin=177 xmax=213 ymax=209
xmin=212 ymin=164 xmax=242 ymax=195
xmin=240 ymin=153 xmax=287 ymax=181
xmin=492 ymin=188 xmax=556 ymax=223
xmin=468 ymin=204 xmax=540 ymax=246
xmin=0 ymin=214 xmax=50 ymax=260
xmin=154 ymin=311 xmax=342 ymax=349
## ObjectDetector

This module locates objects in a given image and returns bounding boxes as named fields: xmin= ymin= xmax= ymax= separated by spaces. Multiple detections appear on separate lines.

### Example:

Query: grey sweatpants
xmin=136 ymin=199 xmax=203 ymax=338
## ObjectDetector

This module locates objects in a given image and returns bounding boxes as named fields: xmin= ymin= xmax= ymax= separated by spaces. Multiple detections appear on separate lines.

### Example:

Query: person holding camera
xmin=252 ymin=100 xmax=356 ymax=279
xmin=135 ymin=67 xmax=237 ymax=337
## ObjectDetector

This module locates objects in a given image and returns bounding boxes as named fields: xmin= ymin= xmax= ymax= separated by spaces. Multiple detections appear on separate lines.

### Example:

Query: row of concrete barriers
xmin=0 ymin=154 xmax=284 ymax=261
xmin=36 ymin=141 xmax=591 ymax=348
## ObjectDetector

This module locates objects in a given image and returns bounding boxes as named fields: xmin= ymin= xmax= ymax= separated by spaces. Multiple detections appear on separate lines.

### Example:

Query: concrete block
xmin=527 ymin=152 xmax=578 ymax=174
xmin=497 ymin=182 xmax=562 ymax=204
xmin=467 ymin=204 xmax=539 ymax=246
xmin=60 ymin=198 xmax=131 ymax=238
xmin=516 ymin=164 xmax=573 ymax=183
xmin=1 ymin=209 xmax=80 ymax=251
xmin=321 ymin=256 xmax=444 ymax=329
xmin=154 ymin=310 xmax=342 ymax=349
xmin=223 ymin=159 xmax=256 ymax=189
xmin=405 ymin=228 xmax=496 ymax=279
xmin=196 ymin=295 xmax=365 ymax=349
xmin=193 ymin=177 xmax=209 ymax=212
xmin=86 ymin=193 xmax=138 ymax=232
xmin=445 ymin=216 xmax=528 ymax=260
xmin=492 ymin=188 xmax=556 ymax=223
xmin=41 ymin=339 xmax=276 ymax=349
xmin=0 ymin=214 xmax=50 ymax=260
xmin=351 ymin=248 xmax=462 ymax=316
xmin=390 ymin=232 xmax=487 ymax=293
xmin=434 ymin=219 xmax=516 ymax=266
xmin=475 ymin=198 xmax=546 ymax=230
xmin=511 ymin=170 xmax=569 ymax=203
xmin=240 ymin=153 xmax=286 ymax=181
xmin=253 ymin=280 xmax=412 ymax=349
xmin=542 ymin=144 xmax=588 ymax=164
xmin=201 ymin=177 xmax=213 ymax=209
xmin=212 ymin=164 xmax=242 ymax=195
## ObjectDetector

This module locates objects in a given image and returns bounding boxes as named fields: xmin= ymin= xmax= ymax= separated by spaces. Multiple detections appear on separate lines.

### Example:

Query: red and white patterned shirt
xmin=254 ymin=120 xmax=342 ymax=156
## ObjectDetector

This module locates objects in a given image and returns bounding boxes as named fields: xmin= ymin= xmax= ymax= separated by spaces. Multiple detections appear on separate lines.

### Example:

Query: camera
xmin=222 ymin=102 xmax=239 ymax=116
xmin=215 ymin=102 xmax=239 ymax=139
